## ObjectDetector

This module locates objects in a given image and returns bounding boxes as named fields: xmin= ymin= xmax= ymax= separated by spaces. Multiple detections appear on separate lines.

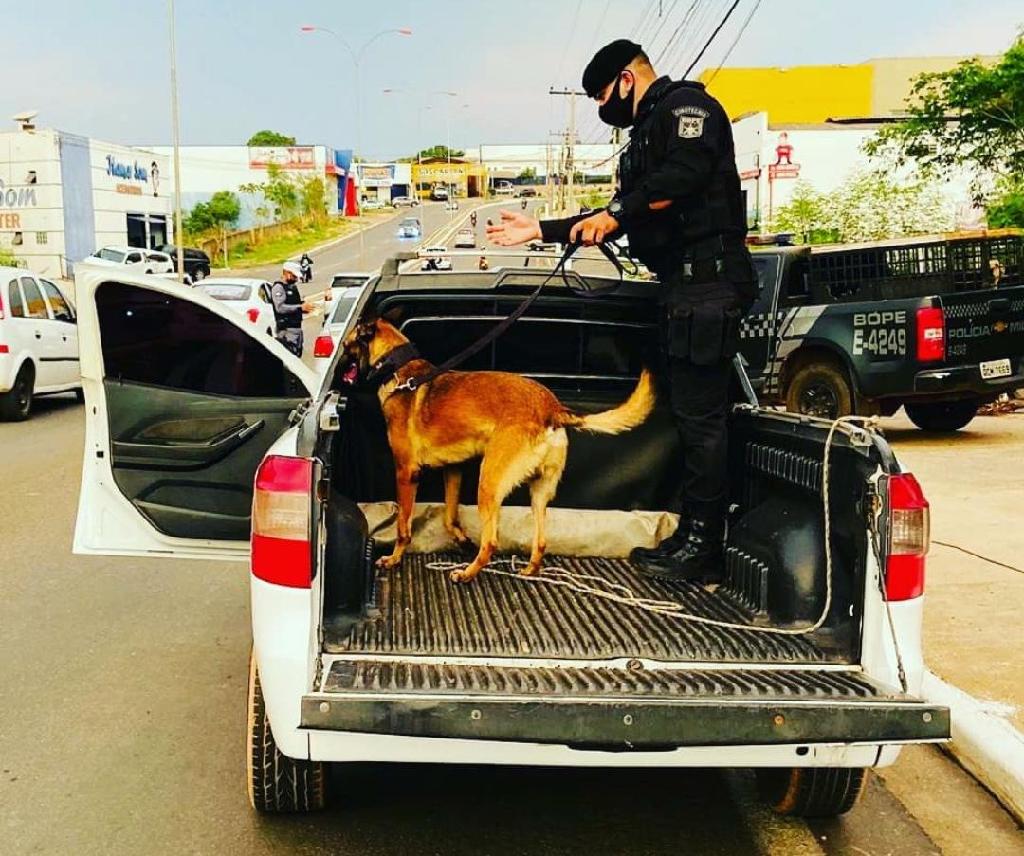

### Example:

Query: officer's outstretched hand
xmin=569 ymin=211 xmax=619 ymax=246
xmin=486 ymin=209 xmax=542 ymax=246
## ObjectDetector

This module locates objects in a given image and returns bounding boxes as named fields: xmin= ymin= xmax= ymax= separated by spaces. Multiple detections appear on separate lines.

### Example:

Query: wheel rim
xmin=799 ymin=382 xmax=839 ymax=419
xmin=15 ymin=374 xmax=31 ymax=414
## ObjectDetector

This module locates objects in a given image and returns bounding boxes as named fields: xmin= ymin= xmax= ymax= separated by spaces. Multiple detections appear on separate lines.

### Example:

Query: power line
xmin=684 ymin=0 xmax=742 ymax=78
xmin=705 ymin=0 xmax=762 ymax=84
xmin=653 ymin=0 xmax=702 ymax=67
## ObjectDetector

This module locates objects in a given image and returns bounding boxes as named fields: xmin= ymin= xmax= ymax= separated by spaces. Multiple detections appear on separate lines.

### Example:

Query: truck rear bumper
xmin=912 ymin=361 xmax=1024 ymax=399
xmin=301 ymin=660 xmax=949 ymax=751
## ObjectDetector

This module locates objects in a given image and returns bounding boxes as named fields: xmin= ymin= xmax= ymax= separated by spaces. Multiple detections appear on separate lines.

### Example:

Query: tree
xmin=773 ymin=181 xmax=829 ymax=243
xmin=184 ymin=190 xmax=241 ymax=235
xmin=415 ymin=144 xmax=465 ymax=161
xmin=987 ymin=179 xmax=1024 ymax=228
xmin=240 ymin=165 xmax=299 ymax=223
xmin=247 ymin=130 xmax=296 ymax=147
xmin=298 ymin=176 xmax=328 ymax=225
xmin=772 ymin=170 xmax=954 ymax=244
xmin=518 ymin=166 xmax=537 ymax=181
xmin=864 ymin=34 xmax=1024 ymax=199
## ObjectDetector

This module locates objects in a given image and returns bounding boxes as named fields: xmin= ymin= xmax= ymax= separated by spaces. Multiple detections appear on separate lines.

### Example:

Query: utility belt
xmin=277 ymin=316 xmax=303 ymax=331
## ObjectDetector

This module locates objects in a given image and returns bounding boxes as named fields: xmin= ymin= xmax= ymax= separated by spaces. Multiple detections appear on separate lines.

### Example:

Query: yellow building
xmin=412 ymin=158 xmax=486 ymax=198
xmin=699 ymin=55 xmax=997 ymax=124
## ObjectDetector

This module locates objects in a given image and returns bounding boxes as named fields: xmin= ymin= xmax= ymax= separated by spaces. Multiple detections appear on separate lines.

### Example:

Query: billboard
xmin=356 ymin=163 xmax=396 ymax=187
xmin=248 ymin=146 xmax=316 ymax=170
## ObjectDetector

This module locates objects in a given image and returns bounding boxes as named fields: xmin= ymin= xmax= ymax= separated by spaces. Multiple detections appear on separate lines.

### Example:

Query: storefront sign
xmin=0 ymin=213 xmax=22 ymax=228
xmin=768 ymin=133 xmax=800 ymax=179
xmin=116 ymin=183 xmax=143 ymax=195
xmin=739 ymin=167 xmax=761 ymax=181
xmin=356 ymin=164 xmax=396 ymax=187
xmin=106 ymin=155 xmax=149 ymax=183
xmin=0 ymin=178 xmax=38 ymax=208
xmin=248 ymin=146 xmax=316 ymax=170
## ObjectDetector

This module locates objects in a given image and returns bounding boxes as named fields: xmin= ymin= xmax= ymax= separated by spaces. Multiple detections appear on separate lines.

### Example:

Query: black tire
xmin=904 ymin=400 xmax=978 ymax=432
xmin=0 ymin=364 xmax=34 ymax=421
xmin=756 ymin=767 xmax=867 ymax=818
xmin=193 ymin=267 xmax=207 ymax=282
xmin=785 ymin=361 xmax=853 ymax=420
xmin=247 ymin=651 xmax=326 ymax=813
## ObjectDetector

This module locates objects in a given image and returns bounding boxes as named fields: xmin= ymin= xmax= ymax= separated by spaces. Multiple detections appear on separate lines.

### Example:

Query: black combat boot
xmin=628 ymin=514 xmax=692 ymax=565
xmin=632 ymin=518 xmax=725 ymax=583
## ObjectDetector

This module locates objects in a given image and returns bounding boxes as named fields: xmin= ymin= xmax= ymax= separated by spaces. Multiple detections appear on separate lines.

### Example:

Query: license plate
xmin=980 ymin=358 xmax=1012 ymax=379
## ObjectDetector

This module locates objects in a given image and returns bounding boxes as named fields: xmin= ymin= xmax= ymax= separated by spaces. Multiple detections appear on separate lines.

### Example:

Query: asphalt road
xmin=3 ymin=221 xmax=1022 ymax=854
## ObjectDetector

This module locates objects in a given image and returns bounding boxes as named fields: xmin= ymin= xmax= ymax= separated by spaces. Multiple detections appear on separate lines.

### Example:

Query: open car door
xmin=73 ymin=266 xmax=317 ymax=561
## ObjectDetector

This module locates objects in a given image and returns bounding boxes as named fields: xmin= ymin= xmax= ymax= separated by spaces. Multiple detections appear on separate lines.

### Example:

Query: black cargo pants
xmin=661 ymin=276 xmax=749 ymax=522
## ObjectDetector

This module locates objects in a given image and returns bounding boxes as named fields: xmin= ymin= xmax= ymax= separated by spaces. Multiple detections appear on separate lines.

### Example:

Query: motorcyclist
xmin=521 ymin=198 xmax=528 ymax=210
xmin=299 ymin=252 xmax=313 ymax=283
xmin=470 ymin=211 xmax=478 ymax=228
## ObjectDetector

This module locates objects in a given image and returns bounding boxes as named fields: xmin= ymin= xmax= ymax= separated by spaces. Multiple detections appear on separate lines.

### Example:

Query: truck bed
xmin=323 ymin=552 xmax=842 ymax=665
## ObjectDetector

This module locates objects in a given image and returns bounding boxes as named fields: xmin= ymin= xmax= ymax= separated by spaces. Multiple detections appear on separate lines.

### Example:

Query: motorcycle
xmin=521 ymin=199 xmax=528 ymax=210
xmin=470 ymin=212 xmax=478 ymax=228
xmin=299 ymin=254 xmax=313 ymax=283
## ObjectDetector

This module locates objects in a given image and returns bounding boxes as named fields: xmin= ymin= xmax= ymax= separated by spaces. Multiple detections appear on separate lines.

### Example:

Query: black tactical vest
xmin=273 ymin=280 xmax=303 ymax=330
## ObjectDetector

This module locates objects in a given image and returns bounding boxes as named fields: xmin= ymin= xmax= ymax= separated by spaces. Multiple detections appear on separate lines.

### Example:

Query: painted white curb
xmin=922 ymin=670 xmax=1024 ymax=821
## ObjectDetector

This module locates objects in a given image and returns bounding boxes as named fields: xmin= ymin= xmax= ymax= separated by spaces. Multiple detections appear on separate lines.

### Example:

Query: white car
xmin=0 ymin=266 xmax=81 ymax=420
xmin=72 ymin=263 xmax=946 ymax=818
xmin=313 ymin=284 xmax=366 ymax=365
xmin=90 ymin=246 xmax=175 ymax=275
xmin=453 ymin=228 xmax=476 ymax=249
xmin=419 ymin=246 xmax=452 ymax=271
xmin=195 ymin=278 xmax=276 ymax=337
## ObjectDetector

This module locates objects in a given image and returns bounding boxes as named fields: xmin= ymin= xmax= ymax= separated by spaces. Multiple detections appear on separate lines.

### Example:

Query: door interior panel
xmin=104 ymin=380 xmax=301 ymax=540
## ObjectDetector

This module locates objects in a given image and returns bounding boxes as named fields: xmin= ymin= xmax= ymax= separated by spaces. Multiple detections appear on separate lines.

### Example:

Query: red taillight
xmin=251 ymin=455 xmax=313 ymax=588
xmin=313 ymin=334 xmax=334 ymax=357
xmin=916 ymin=307 xmax=945 ymax=362
xmin=885 ymin=473 xmax=929 ymax=601
xmin=0 ymin=345 xmax=8 ymax=354
xmin=246 ymin=307 xmax=260 ymax=323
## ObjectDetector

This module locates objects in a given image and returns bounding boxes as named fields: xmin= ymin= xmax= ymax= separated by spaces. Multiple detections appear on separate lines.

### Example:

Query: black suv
xmin=157 ymin=245 xmax=212 ymax=282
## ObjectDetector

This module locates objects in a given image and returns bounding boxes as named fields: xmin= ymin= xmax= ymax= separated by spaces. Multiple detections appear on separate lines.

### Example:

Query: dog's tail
xmin=557 ymin=368 xmax=655 ymax=435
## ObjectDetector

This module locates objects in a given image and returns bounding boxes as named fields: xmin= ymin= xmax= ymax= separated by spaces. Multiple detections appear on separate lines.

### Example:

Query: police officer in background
xmin=488 ymin=39 xmax=757 ymax=583
xmin=272 ymin=261 xmax=314 ymax=357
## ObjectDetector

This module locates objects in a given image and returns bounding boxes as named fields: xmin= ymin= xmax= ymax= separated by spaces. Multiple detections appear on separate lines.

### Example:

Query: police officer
xmin=272 ymin=261 xmax=313 ymax=357
xmin=488 ymin=39 xmax=756 ymax=583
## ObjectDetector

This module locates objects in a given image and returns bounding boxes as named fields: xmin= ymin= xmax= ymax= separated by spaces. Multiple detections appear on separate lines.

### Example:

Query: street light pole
xmin=167 ymin=0 xmax=184 ymax=282
xmin=301 ymin=25 xmax=412 ymax=267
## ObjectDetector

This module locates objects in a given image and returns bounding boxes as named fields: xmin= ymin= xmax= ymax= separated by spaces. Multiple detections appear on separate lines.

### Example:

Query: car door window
xmin=40 ymin=279 xmax=75 ymax=322
xmin=126 ymin=252 xmax=142 ymax=264
xmin=8 ymin=279 xmax=25 ymax=317
xmin=20 ymin=277 xmax=48 ymax=319
xmin=96 ymin=281 xmax=304 ymax=397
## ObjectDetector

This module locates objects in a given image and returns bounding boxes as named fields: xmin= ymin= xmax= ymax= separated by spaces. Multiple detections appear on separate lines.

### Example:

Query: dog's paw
xmin=449 ymin=567 xmax=479 ymax=583
xmin=376 ymin=554 xmax=399 ymax=570
xmin=519 ymin=564 xmax=541 ymax=577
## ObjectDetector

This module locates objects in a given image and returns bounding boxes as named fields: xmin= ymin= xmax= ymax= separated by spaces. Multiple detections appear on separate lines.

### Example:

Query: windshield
xmin=95 ymin=248 xmax=126 ymax=263
xmin=198 ymin=284 xmax=251 ymax=301
xmin=401 ymin=219 xmax=420 ymax=227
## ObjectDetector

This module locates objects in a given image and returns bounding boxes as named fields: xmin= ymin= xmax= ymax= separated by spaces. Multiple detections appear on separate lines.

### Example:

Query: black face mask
xmin=598 ymin=75 xmax=635 ymax=128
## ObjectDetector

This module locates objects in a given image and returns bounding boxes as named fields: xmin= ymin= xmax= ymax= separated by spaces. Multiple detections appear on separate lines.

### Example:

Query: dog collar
xmin=365 ymin=342 xmax=421 ymax=386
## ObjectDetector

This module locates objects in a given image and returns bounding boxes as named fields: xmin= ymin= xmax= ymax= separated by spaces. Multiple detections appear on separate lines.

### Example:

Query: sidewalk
xmin=881 ymin=409 xmax=1024 ymax=816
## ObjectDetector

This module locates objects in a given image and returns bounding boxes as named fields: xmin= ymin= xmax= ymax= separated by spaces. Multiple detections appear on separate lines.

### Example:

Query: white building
xmin=353 ymin=162 xmax=413 ymax=203
xmin=477 ymin=144 xmax=617 ymax=181
xmin=152 ymin=145 xmax=353 ymax=228
xmin=731 ymin=112 xmax=980 ymax=232
xmin=0 ymin=127 xmax=170 ymax=279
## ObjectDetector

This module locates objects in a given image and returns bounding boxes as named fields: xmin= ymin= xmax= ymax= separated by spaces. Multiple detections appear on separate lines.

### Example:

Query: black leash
xmin=395 ymin=240 xmax=626 ymax=393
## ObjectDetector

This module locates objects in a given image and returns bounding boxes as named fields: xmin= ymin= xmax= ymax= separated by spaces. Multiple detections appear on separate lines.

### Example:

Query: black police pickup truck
xmin=740 ymin=232 xmax=1024 ymax=431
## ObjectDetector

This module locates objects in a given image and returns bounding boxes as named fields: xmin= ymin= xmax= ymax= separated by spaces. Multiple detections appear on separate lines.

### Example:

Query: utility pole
xmin=167 ymin=0 xmax=184 ymax=283
xmin=549 ymin=87 xmax=585 ymax=214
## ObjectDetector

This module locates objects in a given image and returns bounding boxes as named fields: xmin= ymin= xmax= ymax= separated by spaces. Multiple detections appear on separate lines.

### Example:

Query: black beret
xmin=582 ymin=39 xmax=643 ymax=98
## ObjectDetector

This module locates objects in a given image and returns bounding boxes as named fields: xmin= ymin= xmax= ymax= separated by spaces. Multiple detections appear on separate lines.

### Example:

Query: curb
xmin=921 ymin=670 xmax=1024 ymax=822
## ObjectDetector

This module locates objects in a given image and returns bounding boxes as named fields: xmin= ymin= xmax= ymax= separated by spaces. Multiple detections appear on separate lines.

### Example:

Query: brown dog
xmin=340 ymin=318 xmax=655 ymax=582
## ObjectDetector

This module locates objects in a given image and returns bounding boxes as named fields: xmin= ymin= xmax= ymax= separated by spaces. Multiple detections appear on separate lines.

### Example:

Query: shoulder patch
xmin=677 ymin=115 xmax=705 ymax=139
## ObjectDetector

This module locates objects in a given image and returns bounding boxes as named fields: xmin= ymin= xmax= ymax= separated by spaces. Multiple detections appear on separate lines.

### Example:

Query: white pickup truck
xmin=73 ymin=257 xmax=948 ymax=818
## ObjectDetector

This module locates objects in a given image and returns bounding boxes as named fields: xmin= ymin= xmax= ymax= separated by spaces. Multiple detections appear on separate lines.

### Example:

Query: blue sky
xmin=4 ymin=0 xmax=1021 ymax=159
